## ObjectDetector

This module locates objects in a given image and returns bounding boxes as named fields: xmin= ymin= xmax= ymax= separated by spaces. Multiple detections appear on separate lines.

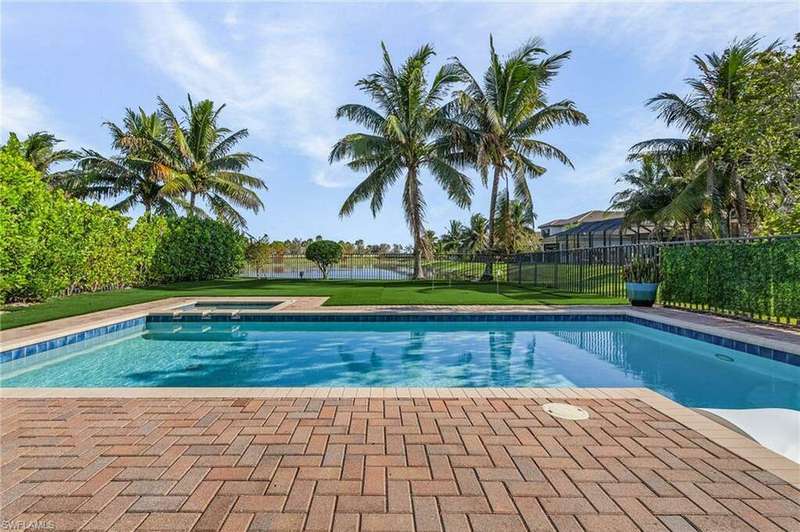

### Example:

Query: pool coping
xmin=1 ymin=297 xmax=798 ymax=360
xmin=2 ymin=386 xmax=797 ymax=488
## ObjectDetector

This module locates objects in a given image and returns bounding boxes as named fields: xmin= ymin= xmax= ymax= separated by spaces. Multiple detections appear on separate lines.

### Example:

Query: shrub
xmin=660 ymin=239 xmax=800 ymax=321
xmin=0 ymin=147 xmax=247 ymax=302
xmin=0 ymin=146 xmax=50 ymax=301
xmin=305 ymin=240 xmax=342 ymax=279
xmin=147 ymin=217 xmax=246 ymax=283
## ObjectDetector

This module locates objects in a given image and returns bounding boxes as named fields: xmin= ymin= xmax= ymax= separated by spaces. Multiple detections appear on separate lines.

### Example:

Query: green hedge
xmin=660 ymin=238 xmax=800 ymax=323
xmin=147 ymin=217 xmax=246 ymax=284
xmin=0 ymin=150 xmax=245 ymax=303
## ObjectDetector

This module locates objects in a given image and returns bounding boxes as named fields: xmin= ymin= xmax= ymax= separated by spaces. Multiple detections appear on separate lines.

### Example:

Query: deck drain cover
xmin=542 ymin=403 xmax=589 ymax=421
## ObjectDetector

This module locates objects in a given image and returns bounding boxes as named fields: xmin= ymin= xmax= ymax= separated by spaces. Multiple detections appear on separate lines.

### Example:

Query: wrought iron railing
xmin=241 ymin=253 xmax=509 ymax=281
xmin=507 ymin=235 xmax=799 ymax=325
xmin=241 ymin=236 xmax=799 ymax=325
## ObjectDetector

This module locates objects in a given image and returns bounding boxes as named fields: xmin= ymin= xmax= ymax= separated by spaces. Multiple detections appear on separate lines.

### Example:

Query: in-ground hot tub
xmin=177 ymin=301 xmax=280 ymax=311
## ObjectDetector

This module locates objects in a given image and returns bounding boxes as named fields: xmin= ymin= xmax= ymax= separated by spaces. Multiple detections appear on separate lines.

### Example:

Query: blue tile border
xmin=0 ymin=317 xmax=145 ymax=364
xmin=2 ymin=312 xmax=797 ymax=368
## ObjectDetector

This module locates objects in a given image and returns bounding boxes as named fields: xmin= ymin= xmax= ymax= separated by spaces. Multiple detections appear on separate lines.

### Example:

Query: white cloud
xmin=455 ymin=1 xmax=796 ymax=69
xmin=135 ymin=2 xmax=356 ymax=188
xmin=312 ymin=168 xmax=356 ymax=189
xmin=0 ymin=85 xmax=50 ymax=137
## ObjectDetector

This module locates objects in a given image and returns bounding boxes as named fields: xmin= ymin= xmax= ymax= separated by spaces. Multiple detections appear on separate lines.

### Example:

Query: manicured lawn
xmin=0 ymin=278 xmax=625 ymax=330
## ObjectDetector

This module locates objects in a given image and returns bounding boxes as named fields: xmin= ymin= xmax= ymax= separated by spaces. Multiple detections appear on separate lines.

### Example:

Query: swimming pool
xmin=2 ymin=316 xmax=798 ymax=410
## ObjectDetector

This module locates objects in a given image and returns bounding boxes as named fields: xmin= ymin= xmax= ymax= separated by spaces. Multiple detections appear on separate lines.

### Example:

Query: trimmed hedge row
xmin=0 ymin=150 xmax=245 ymax=303
xmin=660 ymin=238 xmax=800 ymax=323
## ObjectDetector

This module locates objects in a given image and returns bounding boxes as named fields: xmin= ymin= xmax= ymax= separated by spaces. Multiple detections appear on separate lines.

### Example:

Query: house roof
xmin=557 ymin=217 xmax=625 ymax=237
xmin=539 ymin=210 xmax=624 ymax=228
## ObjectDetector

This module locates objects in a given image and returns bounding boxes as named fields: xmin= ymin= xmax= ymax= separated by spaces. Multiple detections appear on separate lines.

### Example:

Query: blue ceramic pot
xmin=626 ymin=282 xmax=659 ymax=307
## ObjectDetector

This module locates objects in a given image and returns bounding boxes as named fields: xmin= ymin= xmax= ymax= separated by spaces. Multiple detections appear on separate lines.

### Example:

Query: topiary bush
xmin=305 ymin=240 xmax=343 ymax=279
xmin=147 ymin=216 xmax=246 ymax=283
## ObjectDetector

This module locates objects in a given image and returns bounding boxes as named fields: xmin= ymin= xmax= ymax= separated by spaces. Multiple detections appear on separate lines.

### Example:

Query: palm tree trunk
xmin=189 ymin=192 xmax=196 ymax=216
xmin=482 ymin=166 xmax=502 ymax=281
xmin=407 ymin=168 xmax=425 ymax=280
xmin=706 ymin=161 xmax=727 ymax=238
xmin=731 ymin=164 xmax=750 ymax=237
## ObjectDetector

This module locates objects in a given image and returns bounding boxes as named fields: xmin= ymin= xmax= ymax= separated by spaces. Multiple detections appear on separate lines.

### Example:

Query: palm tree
xmin=331 ymin=43 xmax=473 ymax=279
xmin=448 ymin=36 xmax=588 ymax=277
xmin=462 ymin=213 xmax=489 ymax=253
xmin=630 ymin=35 xmax=776 ymax=237
xmin=422 ymin=229 xmax=439 ymax=258
xmin=10 ymin=131 xmax=80 ymax=192
xmin=440 ymin=220 xmax=467 ymax=252
xmin=611 ymin=155 xmax=691 ymax=238
xmin=494 ymin=195 xmax=538 ymax=252
xmin=152 ymin=95 xmax=267 ymax=228
xmin=17 ymin=131 xmax=78 ymax=175
xmin=76 ymin=109 xmax=185 ymax=218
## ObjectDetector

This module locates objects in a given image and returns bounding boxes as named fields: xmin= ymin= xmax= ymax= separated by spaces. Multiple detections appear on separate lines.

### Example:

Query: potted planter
xmin=624 ymin=256 xmax=661 ymax=307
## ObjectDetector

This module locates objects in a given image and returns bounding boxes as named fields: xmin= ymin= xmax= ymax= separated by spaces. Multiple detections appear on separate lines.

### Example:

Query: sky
xmin=1 ymin=1 xmax=797 ymax=244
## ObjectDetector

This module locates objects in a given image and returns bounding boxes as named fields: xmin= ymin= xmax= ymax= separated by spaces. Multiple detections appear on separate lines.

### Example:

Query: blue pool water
xmin=1 ymin=320 xmax=798 ymax=410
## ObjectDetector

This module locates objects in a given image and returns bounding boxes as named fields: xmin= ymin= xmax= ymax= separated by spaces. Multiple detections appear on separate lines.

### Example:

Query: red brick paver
xmin=1 ymin=397 xmax=799 ymax=531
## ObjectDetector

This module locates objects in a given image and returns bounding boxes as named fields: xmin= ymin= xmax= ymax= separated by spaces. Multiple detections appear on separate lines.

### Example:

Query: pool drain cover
xmin=542 ymin=403 xmax=589 ymax=421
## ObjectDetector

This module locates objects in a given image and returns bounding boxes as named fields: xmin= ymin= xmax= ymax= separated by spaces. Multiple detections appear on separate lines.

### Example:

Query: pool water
xmin=2 ymin=320 xmax=798 ymax=410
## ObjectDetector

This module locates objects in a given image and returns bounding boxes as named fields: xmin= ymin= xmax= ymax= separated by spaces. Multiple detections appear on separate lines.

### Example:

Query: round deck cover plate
xmin=542 ymin=403 xmax=589 ymax=420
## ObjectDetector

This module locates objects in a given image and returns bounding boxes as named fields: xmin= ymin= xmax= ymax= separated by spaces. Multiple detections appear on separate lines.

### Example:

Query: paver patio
xmin=1 ymin=395 xmax=799 ymax=531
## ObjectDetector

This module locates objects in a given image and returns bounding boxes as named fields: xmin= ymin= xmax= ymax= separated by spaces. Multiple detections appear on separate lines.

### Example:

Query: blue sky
xmin=2 ymin=1 xmax=796 ymax=244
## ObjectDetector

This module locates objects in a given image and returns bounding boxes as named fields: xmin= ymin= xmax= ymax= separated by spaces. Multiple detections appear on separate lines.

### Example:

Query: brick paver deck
xmin=2 ymin=397 xmax=799 ymax=531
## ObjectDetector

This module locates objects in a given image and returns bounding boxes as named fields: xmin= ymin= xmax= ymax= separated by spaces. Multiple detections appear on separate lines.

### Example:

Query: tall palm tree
xmin=629 ymin=35 xmax=776 ymax=237
xmin=331 ymin=43 xmax=473 ymax=279
xmin=448 ymin=36 xmax=588 ymax=277
xmin=77 ymin=109 xmax=185 ymax=218
xmin=152 ymin=95 xmax=267 ymax=228
xmin=494 ymin=195 xmax=538 ymax=253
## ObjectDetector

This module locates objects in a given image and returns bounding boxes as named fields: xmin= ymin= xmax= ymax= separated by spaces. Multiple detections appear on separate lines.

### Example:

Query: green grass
xmin=0 ymin=278 xmax=625 ymax=330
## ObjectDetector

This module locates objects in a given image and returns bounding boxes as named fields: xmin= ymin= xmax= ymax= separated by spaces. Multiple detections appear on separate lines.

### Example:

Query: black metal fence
xmin=507 ymin=235 xmax=799 ymax=326
xmin=241 ymin=253 xmax=508 ymax=281
xmin=241 ymin=236 xmax=799 ymax=325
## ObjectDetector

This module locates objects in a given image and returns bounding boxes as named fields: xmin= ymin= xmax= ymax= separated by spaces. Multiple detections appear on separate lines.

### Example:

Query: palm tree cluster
xmin=15 ymin=95 xmax=266 ymax=229
xmin=332 ymin=37 xmax=587 ymax=278
xmin=437 ymin=198 xmax=538 ymax=255
xmin=624 ymin=35 xmax=778 ymax=238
